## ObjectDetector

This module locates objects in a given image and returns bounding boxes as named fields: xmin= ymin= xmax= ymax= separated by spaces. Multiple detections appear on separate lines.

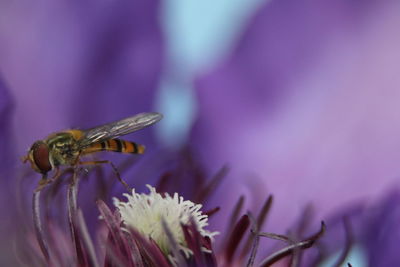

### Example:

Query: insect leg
xmin=48 ymin=167 xmax=62 ymax=183
xmin=34 ymin=168 xmax=62 ymax=192
xmin=78 ymin=160 xmax=131 ymax=191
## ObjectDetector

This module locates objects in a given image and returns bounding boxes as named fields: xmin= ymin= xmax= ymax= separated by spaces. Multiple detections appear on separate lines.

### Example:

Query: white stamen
xmin=113 ymin=185 xmax=218 ymax=256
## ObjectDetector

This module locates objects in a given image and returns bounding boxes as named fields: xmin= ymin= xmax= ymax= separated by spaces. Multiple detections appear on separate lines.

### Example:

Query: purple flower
xmin=27 ymin=167 xmax=325 ymax=266
xmin=0 ymin=0 xmax=164 ymax=264
xmin=192 ymin=0 xmax=400 ymax=236
xmin=3 ymin=0 xmax=400 ymax=265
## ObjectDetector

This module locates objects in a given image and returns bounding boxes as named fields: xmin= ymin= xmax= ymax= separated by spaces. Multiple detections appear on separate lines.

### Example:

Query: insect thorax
xmin=46 ymin=132 xmax=81 ymax=166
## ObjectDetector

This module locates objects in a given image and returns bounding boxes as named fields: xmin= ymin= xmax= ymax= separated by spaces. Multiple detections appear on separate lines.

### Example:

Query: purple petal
xmin=0 ymin=0 xmax=164 ymax=156
xmin=0 ymin=78 xmax=13 ymax=170
xmin=127 ymin=227 xmax=171 ymax=267
xmin=192 ymin=0 xmax=400 ymax=233
xmin=223 ymin=214 xmax=250 ymax=263
xmin=1 ymin=2 xmax=165 ymax=259
xmin=303 ymin=191 xmax=400 ymax=265
xmin=97 ymin=200 xmax=135 ymax=266
xmin=0 ymin=78 xmax=16 ymax=264
xmin=360 ymin=191 xmax=400 ymax=266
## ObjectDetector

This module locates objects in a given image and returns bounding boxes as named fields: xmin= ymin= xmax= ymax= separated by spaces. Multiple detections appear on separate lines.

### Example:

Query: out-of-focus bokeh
xmin=1 ymin=0 xmax=400 ymax=265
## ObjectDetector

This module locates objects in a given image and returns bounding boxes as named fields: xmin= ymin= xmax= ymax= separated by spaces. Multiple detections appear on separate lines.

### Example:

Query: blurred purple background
xmin=193 ymin=0 xmax=400 ymax=232
xmin=1 ymin=0 xmax=400 ymax=265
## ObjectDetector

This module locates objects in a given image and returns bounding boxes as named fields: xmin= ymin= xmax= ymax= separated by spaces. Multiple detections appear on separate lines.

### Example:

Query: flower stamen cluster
xmin=113 ymin=185 xmax=218 ymax=256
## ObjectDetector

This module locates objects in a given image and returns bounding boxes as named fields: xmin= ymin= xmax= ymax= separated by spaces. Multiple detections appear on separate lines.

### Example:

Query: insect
xmin=23 ymin=112 xmax=163 ymax=192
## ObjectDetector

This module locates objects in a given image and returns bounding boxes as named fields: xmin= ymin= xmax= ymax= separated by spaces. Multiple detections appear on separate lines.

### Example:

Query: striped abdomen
xmin=82 ymin=139 xmax=145 ymax=155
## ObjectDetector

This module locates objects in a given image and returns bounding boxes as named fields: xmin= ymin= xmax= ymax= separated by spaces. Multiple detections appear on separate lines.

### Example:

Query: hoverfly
xmin=23 ymin=112 xmax=163 ymax=191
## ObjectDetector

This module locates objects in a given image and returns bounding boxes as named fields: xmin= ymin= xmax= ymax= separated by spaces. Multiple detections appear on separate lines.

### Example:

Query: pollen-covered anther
xmin=113 ymin=185 xmax=219 ymax=256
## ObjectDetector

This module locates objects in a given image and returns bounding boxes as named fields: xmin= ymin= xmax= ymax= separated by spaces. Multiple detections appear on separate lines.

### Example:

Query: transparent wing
xmin=78 ymin=112 xmax=163 ymax=148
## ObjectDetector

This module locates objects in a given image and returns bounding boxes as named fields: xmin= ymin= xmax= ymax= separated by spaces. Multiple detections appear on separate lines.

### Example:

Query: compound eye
xmin=31 ymin=141 xmax=52 ymax=174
